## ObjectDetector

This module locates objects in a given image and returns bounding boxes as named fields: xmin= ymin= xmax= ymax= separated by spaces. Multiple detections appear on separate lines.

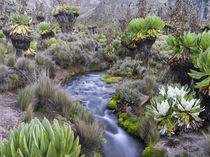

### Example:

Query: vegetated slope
xmin=0 ymin=92 xmax=24 ymax=142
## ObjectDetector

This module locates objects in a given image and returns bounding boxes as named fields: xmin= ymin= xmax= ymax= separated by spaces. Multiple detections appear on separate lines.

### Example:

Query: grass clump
xmin=17 ymin=75 xmax=74 ymax=117
xmin=18 ymin=85 xmax=37 ymax=110
xmin=0 ymin=65 xmax=8 ymax=83
xmin=76 ymin=113 xmax=104 ymax=155
xmin=15 ymin=57 xmax=35 ymax=73
xmin=6 ymin=55 xmax=16 ymax=67
xmin=101 ymin=74 xmax=122 ymax=84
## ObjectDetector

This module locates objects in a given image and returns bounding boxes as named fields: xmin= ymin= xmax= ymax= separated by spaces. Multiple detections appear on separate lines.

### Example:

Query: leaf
xmin=46 ymin=142 xmax=57 ymax=157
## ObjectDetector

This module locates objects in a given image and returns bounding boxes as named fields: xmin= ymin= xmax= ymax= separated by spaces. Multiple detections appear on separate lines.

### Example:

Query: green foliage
xmin=118 ymin=113 xmax=140 ymax=136
xmin=30 ymin=41 xmax=37 ymax=51
xmin=166 ymin=32 xmax=199 ymax=57
xmin=53 ymin=23 xmax=61 ymax=33
xmin=122 ymin=16 xmax=164 ymax=46
xmin=36 ymin=11 xmax=44 ymax=17
xmin=108 ymin=95 xmax=119 ymax=109
xmin=98 ymin=35 xmax=107 ymax=44
xmin=101 ymin=75 xmax=122 ymax=84
xmin=49 ymin=38 xmax=57 ymax=45
xmin=113 ymin=39 xmax=122 ymax=49
xmin=198 ymin=31 xmax=210 ymax=52
xmin=10 ymin=14 xmax=32 ymax=25
xmin=188 ymin=48 xmax=210 ymax=89
xmin=148 ymin=84 xmax=203 ymax=136
xmin=71 ymin=8 xmax=80 ymax=14
xmin=143 ymin=145 xmax=167 ymax=157
xmin=38 ymin=22 xmax=52 ymax=34
xmin=104 ymin=45 xmax=114 ymax=55
xmin=0 ymin=30 xmax=5 ymax=40
xmin=0 ymin=118 xmax=81 ymax=157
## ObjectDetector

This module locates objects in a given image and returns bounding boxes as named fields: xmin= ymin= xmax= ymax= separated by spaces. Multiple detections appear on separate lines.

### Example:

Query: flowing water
xmin=66 ymin=72 xmax=143 ymax=157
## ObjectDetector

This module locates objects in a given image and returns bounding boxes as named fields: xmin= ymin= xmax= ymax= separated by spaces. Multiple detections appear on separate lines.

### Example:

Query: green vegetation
xmin=76 ymin=113 xmax=104 ymax=155
xmin=0 ymin=118 xmax=81 ymax=157
xmin=101 ymin=74 xmax=122 ymax=83
xmin=98 ymin=35 xmax=107 ymax=44
xmin=122 ymin=16 xmax=164 ymax=48
xmin=15 ymin=57 xmax=35 ymax=73
xmin=10 ymin=14 xmax=32 ymax=25
xmin=188 ymin=48 xmax=210 ymax=94
xmin=0 ymin=65 xmax=8 ymax=83
xmin=36 ymin=11 xmax=44 ymax=17
xmin=143 ymin=145 xmax=167 ymax=157
xmin=147 ymin=84 xmax=203 ymax=136
xmin=18 ymin=75 xmax=74 ymax=117
xmin=108 ymin=95 xmax=119 ymax=109
xmin=37 ymin=22 xmax=52 ymax=34
xmin=118 ymin=113 xmax=140 ymax=136
xmin=0 ymin=31 xmax=5 ymax=40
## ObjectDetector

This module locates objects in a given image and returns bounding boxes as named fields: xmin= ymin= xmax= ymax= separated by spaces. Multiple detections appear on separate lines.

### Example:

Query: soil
xmin=0 ymin=92 xmax=25 ymax=142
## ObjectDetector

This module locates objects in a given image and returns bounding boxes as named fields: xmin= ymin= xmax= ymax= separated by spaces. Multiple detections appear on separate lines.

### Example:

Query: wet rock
xmin=155 ymin=133 xmax=209 ymax=157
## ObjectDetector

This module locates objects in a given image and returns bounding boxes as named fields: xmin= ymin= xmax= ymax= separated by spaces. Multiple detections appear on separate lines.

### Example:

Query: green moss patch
xmin=143 ymin=145 xmax=167 ymax=157
xmin=118 ymin=113 xmax=140 ymax=136
xmin=101 ymin=75 xmax=122 ymax=84
xmin=108 ymin=95 xmax=119 ymax=110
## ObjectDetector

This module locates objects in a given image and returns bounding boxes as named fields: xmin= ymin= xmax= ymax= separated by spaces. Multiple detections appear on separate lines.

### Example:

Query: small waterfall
xmin=66 ymin=72 xmax=143 ymax=157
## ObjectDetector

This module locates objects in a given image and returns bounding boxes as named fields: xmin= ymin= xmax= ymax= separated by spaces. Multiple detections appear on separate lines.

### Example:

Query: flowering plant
xmin=148 ymin=84 xmax=203 ymax=136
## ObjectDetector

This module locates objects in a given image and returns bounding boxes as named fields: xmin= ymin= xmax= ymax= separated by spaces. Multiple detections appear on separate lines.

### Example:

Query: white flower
xmin=159 ymin=86 xmax=166 ymax=95
xmin=153 ymin=100 xmax=170 ymax=118
xmin=167 ymin=86 xmax=187 ymax=99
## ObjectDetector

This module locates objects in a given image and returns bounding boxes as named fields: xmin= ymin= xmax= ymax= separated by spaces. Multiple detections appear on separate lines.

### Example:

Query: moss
xmin=79 ymin=68 xmax=85 ymax=74
xmin=118 ymin=113 xmax=140 ymax=136
xmin=143 ymin=146 xmax=167 ymax=157
xmin=70 ymin=71 xmax=75 ymax=76
xmin=101 ymin=75 xmax=122 ymax=84
xmin=108 ymin=95 xmax=119 ymax=110
xmin=9 ymin=74 xmax=18 ymax=83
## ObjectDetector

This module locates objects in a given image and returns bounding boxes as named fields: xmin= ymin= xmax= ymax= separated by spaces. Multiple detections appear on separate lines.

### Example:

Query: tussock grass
xmin=15 ymin=57 xmax=35 ymax=73
xmin=0 ymin=65 xmax=8 ymax=82
xmin=18 ymin=85 xmax=37 ymax=110
xmin=18 ymin=74 xmax=74 ymax=117
xmin=76 ymin=113 xmax=104 ymax=155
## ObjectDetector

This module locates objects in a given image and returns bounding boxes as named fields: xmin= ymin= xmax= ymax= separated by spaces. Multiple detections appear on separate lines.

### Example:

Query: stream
xmin=66 ymin=72 xmax=143 ymax=157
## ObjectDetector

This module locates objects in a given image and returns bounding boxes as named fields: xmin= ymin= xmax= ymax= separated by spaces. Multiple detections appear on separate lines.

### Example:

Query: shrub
xmin=143 ymin=145 xmax=168 ymax=157
xmin=15 ymin=57 xmax=35 ymax=73
xmin=148 ymin=84 xmax=203 ymax=136
xmin=0 ymin=65 xmax=8 ymax=83
xmin=101 ymin=75 xmax=122 ymax=84
xmin=117 ymin=76 xmax=156 ymax=103
xmin=76 ymin=113 xmax=104 ymax=155
xmin=18 ymin=85 xmax=37 ymax=110
xmin=0 ymin=118 xmax=81 ymax=157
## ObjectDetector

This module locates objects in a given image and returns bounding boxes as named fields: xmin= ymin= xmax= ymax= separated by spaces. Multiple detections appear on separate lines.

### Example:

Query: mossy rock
xmin=143 ymin=146 xmax=168 ymax=157
xmin=101 ymin=75 xmax=122 ymax=84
